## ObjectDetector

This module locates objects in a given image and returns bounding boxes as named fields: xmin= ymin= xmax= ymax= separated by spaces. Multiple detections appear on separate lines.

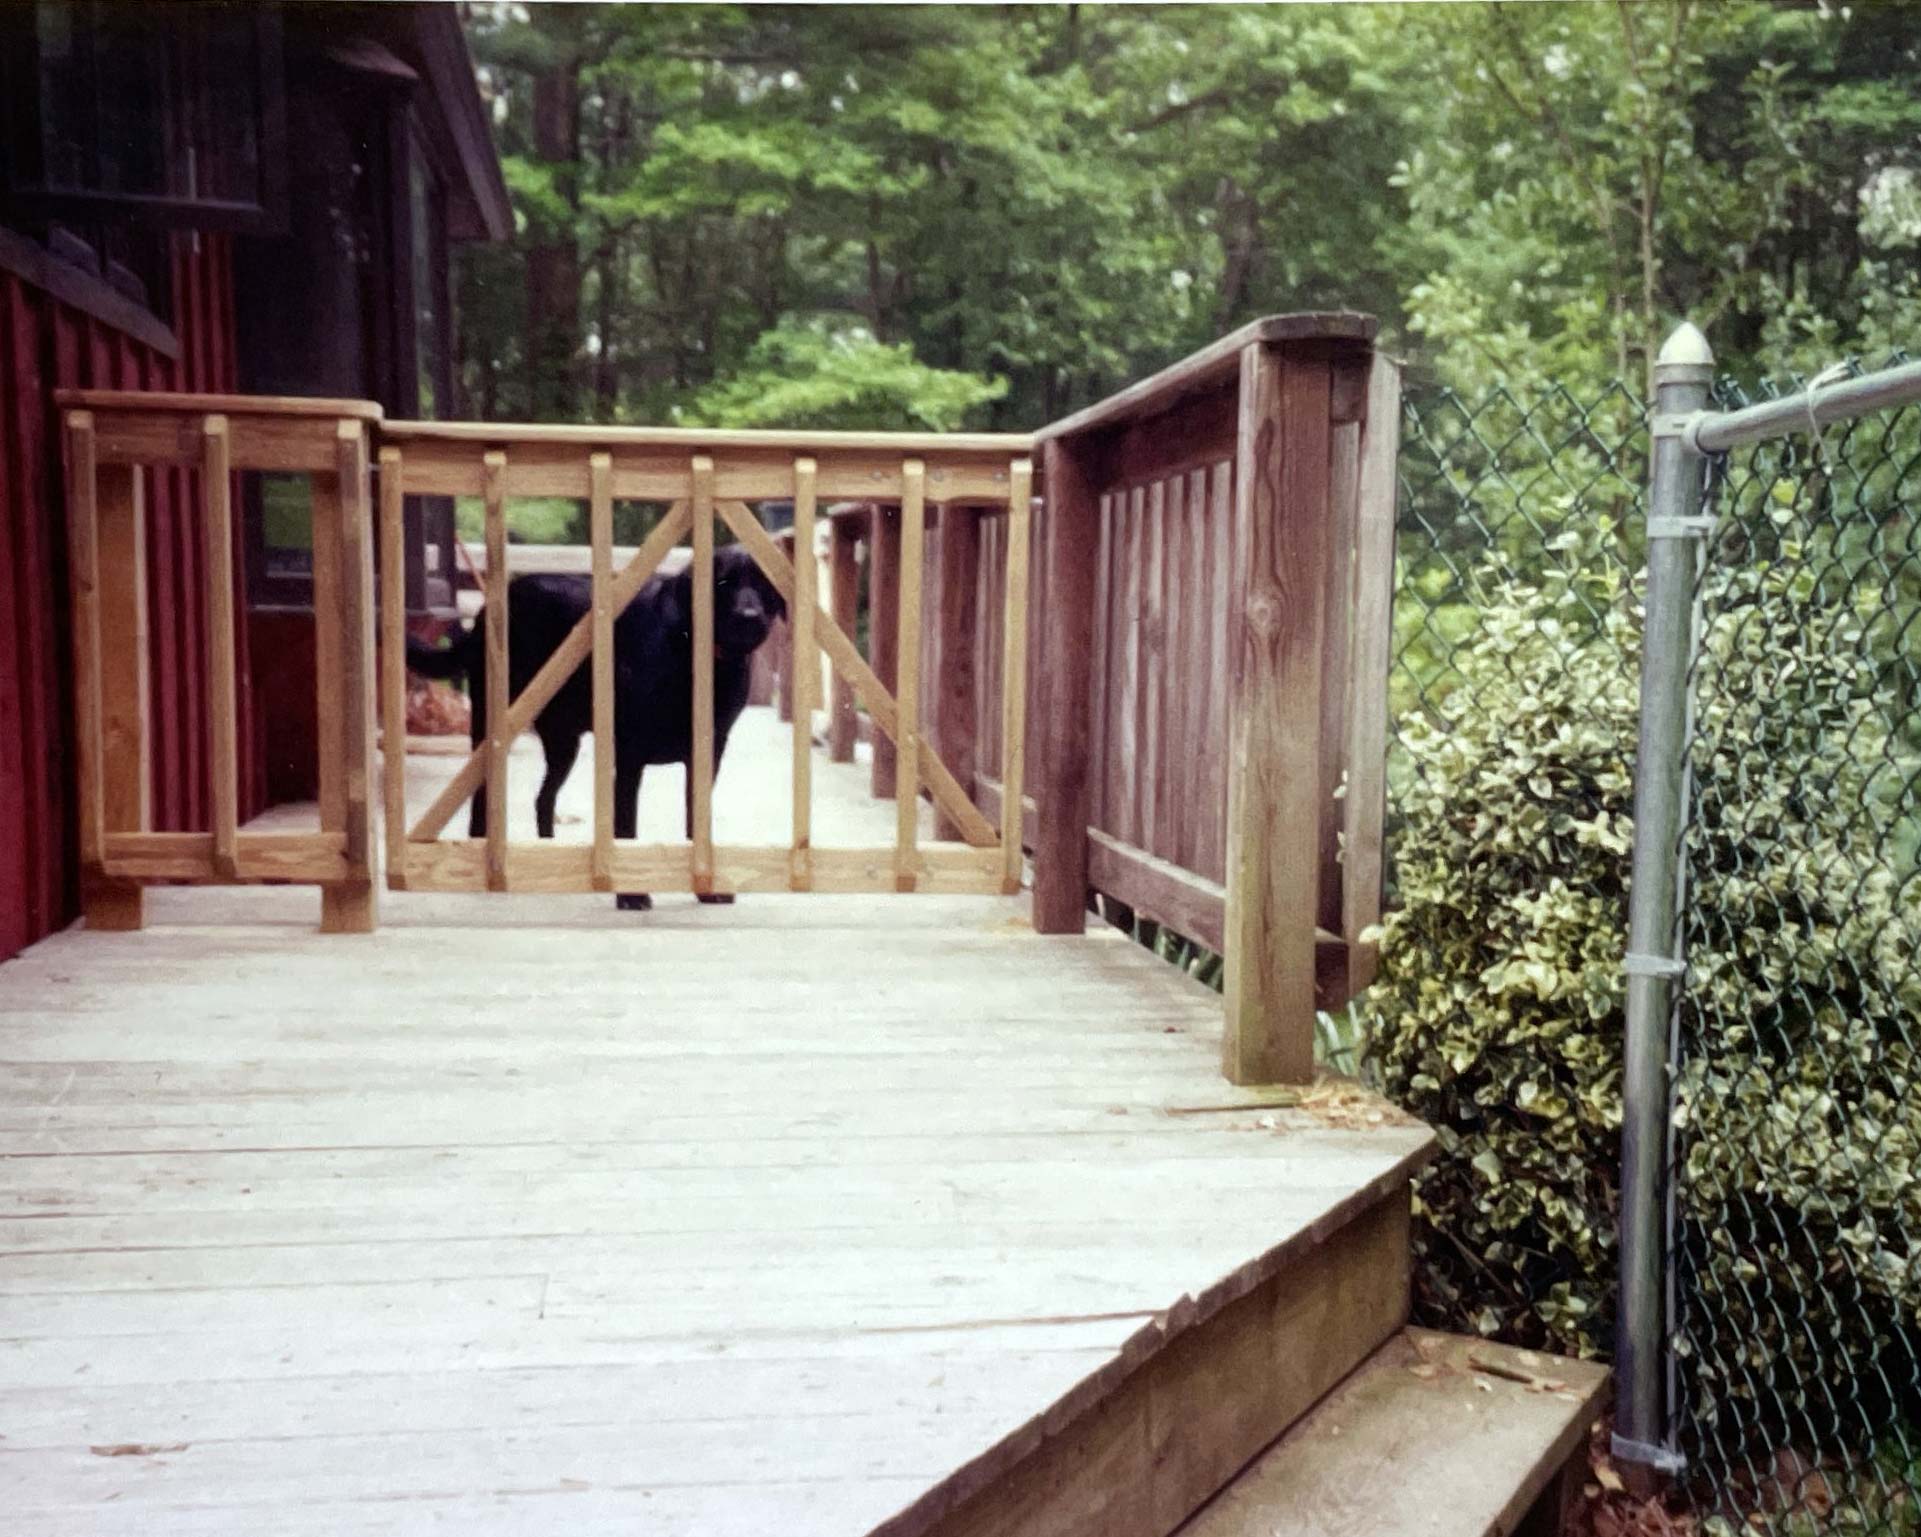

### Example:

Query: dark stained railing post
xmin=869 ymin=504 xmax=901 ymax=799
xmin=1221 ymin=337 xmax=1344 ymax=1084
xmin=827 ymin=513 xmax=861 ymax=761
xmin=1031 ymin=438 xmax=1100 ymax=933
xmin=935 ymin=500 xmax=982 ymax=838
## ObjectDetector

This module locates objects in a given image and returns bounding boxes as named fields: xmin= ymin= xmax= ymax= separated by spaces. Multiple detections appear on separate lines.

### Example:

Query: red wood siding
xmin=0 ymin=233 xmax=256 ymax=964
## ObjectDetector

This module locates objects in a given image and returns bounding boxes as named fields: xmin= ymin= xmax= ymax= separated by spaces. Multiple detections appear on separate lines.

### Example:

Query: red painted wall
xmin=0 ymin=233 xmax=258 ymax=964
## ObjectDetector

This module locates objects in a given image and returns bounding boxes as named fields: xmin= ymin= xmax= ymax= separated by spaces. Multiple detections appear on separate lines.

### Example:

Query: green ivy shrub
xmin=1366 ymin=569 xmax=1640 ymax=1357
xmin=1363 ymin=553 xmax=1921 ymax=1445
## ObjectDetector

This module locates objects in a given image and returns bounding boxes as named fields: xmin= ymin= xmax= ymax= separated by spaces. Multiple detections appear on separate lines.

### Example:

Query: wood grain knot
xmin=1246 ymin=588 xmax=1284 ymax=639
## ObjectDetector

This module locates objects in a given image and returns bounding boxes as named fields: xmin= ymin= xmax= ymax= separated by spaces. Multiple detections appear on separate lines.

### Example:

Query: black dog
xmin=406 ymin=545 xmax=786 ymax=909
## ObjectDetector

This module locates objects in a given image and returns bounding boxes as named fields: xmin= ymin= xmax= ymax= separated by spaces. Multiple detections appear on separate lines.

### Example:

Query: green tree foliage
xmin=458 ymin=3 xmax=1921 ymax=430
xmin=689 ymin=316 xmax=1006 ymax=430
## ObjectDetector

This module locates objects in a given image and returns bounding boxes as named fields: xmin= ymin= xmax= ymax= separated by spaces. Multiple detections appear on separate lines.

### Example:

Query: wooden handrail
xmin=381 ymin=419 xmax=1028 ymax=454
xmin=1033 ymin=313 xmax=1377 ymax=445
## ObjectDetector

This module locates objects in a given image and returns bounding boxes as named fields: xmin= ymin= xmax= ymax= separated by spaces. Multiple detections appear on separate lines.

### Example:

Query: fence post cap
xmin=1656 ymin=322 xmax=1713 ymax=370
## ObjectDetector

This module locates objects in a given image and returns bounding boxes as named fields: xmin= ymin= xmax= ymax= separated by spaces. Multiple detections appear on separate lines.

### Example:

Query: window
xmin=2 ymin=2 xmax=287 ymax=231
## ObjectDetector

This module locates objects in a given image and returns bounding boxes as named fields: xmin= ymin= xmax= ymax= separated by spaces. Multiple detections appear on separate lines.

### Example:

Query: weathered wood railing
xmin=375 ymin=421 xmax=1033 ymax=898
xmin=819 ymin=317 xmax=1396 ymax=1083
xmin=56 ymin=313 xmax=1394 ymax=1086
xmin=56 ymin=390 xmax=382 ymax=932
xmin=1027 ymin=314 xmax=1399 ymax=1083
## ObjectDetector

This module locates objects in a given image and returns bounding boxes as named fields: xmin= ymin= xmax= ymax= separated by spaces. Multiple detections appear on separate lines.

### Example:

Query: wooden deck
xmin=0 ymin=709 xmax=1432 ymax=1535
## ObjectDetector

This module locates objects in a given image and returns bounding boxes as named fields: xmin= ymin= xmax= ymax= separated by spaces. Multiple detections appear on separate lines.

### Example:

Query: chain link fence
xmin=1671 ymin=355 xmax=1920 ymax=1533
xmin=1378 ymin=355 xmax=1920 ymax=1531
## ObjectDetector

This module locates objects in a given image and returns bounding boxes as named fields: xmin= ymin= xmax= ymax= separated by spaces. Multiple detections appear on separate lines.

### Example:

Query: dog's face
xmin=709 ymin=545 xmax=786 ymax=654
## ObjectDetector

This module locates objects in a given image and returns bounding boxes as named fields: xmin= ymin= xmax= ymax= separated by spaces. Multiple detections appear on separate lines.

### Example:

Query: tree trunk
xmin=594 ymin=237 xmax=620 ymax=421
xmin=525 ymin=49 xmax=583 ymax=421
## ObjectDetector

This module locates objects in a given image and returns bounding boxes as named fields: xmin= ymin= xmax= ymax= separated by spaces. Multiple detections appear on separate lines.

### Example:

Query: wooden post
xmin=791 ymin=459 xmax=817 ymax=889
xmin=690 ymin=455 xmax=716 ymax=893
xmin=1341 ymin=355 xmax=1402 ymax=995
xmin=202 ymin=417 xmax=238 ymax=881
xmin=378 ymin=447 xmax=408 ymax=891
xmin=828 ymin=513 xmax=860 ymax=762
xmin=311 ymin=427 xmax=349 ymax=903
xmin=1221 ymin=340 xmax=1341 ymax=1085
xmin=76 ymin=417 xmax=147 ymax=929
xmin=63 ymin=414 xmax=106 ymax=880
xmin=589 ymin=452 xmax=615 ymax=892
xmin=894 ymin=462 xmax=925 ymax=888
xmin=325 ymin=419 xmax=377 ymax=932
xmin=481 ymin=450 xmax=509 ymax=892
xmin=869 ymin=503 xmax=900 ymax=798
xmin=935 ymin=500 xmax=982 ymax=838
xmin=1032 ymin=438 xmax=1100 ymax=933
xmin=998 ymin=462 xmax=1033 ymax=892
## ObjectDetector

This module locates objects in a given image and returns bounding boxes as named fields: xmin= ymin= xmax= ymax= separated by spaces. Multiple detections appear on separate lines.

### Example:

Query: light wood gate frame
xmin=376 ymin=421 xmax=1035 ymax=898
xmin=57 ymin=390 xmax=382 ymax=934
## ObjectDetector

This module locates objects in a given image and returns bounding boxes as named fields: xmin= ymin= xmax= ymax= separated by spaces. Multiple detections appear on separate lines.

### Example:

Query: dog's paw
xmin=616 ymin=892 xmax=654 ymax=912
xmin=696 ymin=892 xmax=736 ymax=906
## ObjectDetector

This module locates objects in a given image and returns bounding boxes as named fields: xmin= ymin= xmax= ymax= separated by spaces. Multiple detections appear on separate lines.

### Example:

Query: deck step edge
xmin=1174 ymin=1328 xmax=1612 ymax=1537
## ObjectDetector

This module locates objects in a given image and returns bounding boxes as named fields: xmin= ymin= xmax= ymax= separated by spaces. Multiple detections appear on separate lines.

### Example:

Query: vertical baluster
xmin=202 ymin=416 xmax=238 ymax=880
xmin=894 ymin=461 xmax=926 ymax=889
xmin=482 ymin=450 xmax=509 ymax=892
xmin=935 ymin=497 xmax=981 ymax=840
xmin=791 ymin=457 xmax=818 ymax=890
xmin=999 ymin=460 xmax=1033 ymax=892
xmin=589 ymin=452 xmax=615 ymax=891
xmin=95 ymin=449 xmax=150 ymax=925
xmin=64 ymin=411 xmax=140 ymax=927
xmin=690 ymin=455 xmax=716 ymax=893
xmin=328 ymin=420 xmax=377 ymax=932
xmin=869 ymin=503 xmax=900 ymax=798
xmin=378 ymin=448 xmax=408 ymax=889
xmin=827 ymin=514 xmax=861 ymax=762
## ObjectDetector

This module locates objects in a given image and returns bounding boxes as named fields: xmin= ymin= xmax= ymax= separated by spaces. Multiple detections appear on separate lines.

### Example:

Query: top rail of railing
xmin=1682 ymin=356 xmax=1921 ymax=454
xmin=1035 ymin=312 xmax=1377 ymax=445
xmin=380 ymin=419 xmax=1031 ymax=454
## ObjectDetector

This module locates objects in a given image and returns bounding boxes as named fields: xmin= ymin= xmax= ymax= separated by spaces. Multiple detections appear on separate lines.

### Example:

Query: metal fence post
xmin=1616 ymin=322 xmax=1713 ymax=1484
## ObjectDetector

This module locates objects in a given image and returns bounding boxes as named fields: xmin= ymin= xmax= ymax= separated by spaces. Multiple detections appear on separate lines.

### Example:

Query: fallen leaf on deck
xmin=91 ymin=1443 xmax=188 ymax=1458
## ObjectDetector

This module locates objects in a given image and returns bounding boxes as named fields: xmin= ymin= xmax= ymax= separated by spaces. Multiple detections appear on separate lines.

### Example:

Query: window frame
xmin=0 ymin=3 xmax=290 ymax=235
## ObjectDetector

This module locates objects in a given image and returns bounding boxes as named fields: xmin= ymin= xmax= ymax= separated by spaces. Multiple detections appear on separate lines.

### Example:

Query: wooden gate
xmin=57 ymin=390 xmax=381 ymax=933
xmin=377 ymin=422 xmax=1034 ymax=898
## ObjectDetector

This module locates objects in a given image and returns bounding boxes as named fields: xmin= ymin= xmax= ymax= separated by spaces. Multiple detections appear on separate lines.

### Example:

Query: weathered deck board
xmin=0 ymin=708 xmax=1430 ymax=1535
